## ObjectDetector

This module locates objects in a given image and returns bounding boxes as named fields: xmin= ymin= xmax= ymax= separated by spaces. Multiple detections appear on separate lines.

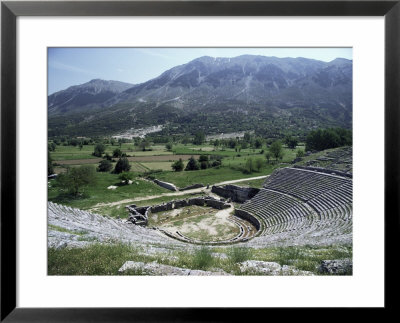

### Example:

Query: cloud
xmin=134 ymin=48 xmax=174 ymax=60
xmin=49 ymin=61 xmax=94 ymax=75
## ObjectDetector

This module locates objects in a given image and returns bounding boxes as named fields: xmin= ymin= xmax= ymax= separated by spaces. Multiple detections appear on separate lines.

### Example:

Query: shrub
xmin=97 ymin=159 xmax=112 ymax=172
xmin=56 ymin=165 xmax=96 ymax=196
xmin=114 ymin=157 xmax=131 ymax=174
xmin=227 ymin=247 xmax=253 ymax=264
xmin=200 ymin=161 xmax=208 ymax=169
xmin=93 ymin=144 xmax=106 ymax=157
xmin=185 ymin=156 xmax=200 ymax=171
xmin=165 ymin=142 xmax=173 ymax=151
xmin=296 ymin=149 xmax=305 ymax=158
xmin=48 ymin=150 xmax=54 ymax=175
xmin=192 ymin=246 xmax=213 ymax=270
xmin=119 ymin=172 xmax=134 ymax=185
xmin=112 ymin=148 xmax=122 ymax=158
xmin=172 ymin=158 xmax=184 ymax=172
xmin=103 ymin=153 xmax=112 ymax=161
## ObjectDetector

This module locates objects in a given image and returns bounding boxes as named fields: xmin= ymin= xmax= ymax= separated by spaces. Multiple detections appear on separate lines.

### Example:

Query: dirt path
xmin=215 ymin=175 xmax=269 ymax=186
xmin=89 ymin=175 xmax=269 ymax=212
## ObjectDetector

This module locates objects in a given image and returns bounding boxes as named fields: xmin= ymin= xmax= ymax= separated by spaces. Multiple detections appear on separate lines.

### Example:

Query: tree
xmin=243 ymin=132 xmax=251 ymax=143
xmin=185 ymin=156 xmax=200 ymax=171
xmin=228 ymin=138 xmax=237 ymax=149
xmin=254 ymin=138 xmax=263 ymax=149
xmin=48 ymin=150 xmax=54 ymax=175
xmin=48 ymin=142 xmax=57 ymax=152
xmin=93 ymin=144 xmax=105 ymax=157
xmin=305 ymin=128 xmax=352 ymax=151
xmin=139 ymin=139 xmax=151 ymax=151
xmin=193 ymin=131 xmax=205 ymax=145
xmin=255 ymin=158 xmax=264 ymax=171
xmin=200 ymin=161 xmax=208 ymax=169
xmin=69 ymin=138 xmax=79 ymax=147
xmin=97 ymin=159 xmax=112 ymax=172
xmin=112 ymin=148 xmax=122 ymax=158
xmin=56 ymin=166 xmax=96 ymax=196
xmin=119 ymin=172 xmax=134 ymax=185
xmin=165 ymin=142 xmax=173 ymax=151
xmin=213 ymin=139 xmax=220 ymax=150
xmin=269 ymin=140 xmax=284 ymax=162
xmin=265 ymin=151 xmax=272 ymax=164
xmin=199 ymin=155 xmax=209 ymax=167
xmin=284 ymin=136 xmax=298 ymax=149
xmin=244 ymin=158 xmax=254 ymax=174
xmin=114 ymin=157 xmax=131 ymax=174
xmin=172 ymin=158 xmax=184 ymax=172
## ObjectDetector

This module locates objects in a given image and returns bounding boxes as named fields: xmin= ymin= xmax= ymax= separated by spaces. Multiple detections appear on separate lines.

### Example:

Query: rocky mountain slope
xmin=48 ymin=55 xmax=352 ymax=137
xmin=48 ymin=79 xmax=134 ymax=115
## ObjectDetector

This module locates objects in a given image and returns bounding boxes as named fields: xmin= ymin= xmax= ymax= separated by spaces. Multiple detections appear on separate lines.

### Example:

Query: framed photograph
xmin=1 ymin=0 xmax=398 ymax=321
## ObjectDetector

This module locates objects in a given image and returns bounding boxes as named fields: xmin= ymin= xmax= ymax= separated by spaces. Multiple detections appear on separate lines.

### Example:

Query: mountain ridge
xmin=48 ymin=55 xmax=352 ymax=138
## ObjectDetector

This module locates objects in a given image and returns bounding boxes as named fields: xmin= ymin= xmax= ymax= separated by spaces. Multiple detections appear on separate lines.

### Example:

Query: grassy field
xmin=232 ymin=178 xmax=266 ymax=188
xmin=153 ymin=164 xmax=277 ymax=188
xmin=172 ymin=144 xmax=265 ymax=157
xmin=48 ymin=243 xmax=352 ymax=275
xmin=50 ymin=143 xmax=171 ymax=161
xmin=49 ymin=142 xmax=299 ymax=217
xmin=141 ymin=161 xmax=188 ymax=171
xmin=48 ymin=170 xmax=167 ymax=211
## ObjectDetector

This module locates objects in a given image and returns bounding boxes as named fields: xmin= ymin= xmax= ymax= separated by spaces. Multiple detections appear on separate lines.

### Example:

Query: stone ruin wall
xmin=152 ymin=179 xmax=204 ymax=192
xmin=211 ymin=184 xmax=260 ymax=203
xmin=180 ymin=183 xmax=205 ymax=191
xmin=153 ymin=179 xmax=178 ymax=191
xmin=234 ymin=209 xmax=261 ymax=231
xmin=127 ymin=196 xmax=232 ymax=223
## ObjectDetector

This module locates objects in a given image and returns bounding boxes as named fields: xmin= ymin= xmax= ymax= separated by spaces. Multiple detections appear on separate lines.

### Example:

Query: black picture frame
xmin=1 ymin=1 xmax=399 ymax=321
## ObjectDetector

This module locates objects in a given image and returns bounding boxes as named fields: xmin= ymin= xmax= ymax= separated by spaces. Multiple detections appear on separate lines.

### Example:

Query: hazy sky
xmin=48 ymin=47 xmax=352 ymax=95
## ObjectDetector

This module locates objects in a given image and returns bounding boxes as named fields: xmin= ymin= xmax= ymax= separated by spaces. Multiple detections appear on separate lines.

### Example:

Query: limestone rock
xmin=319 ymin=259 xmax=352 ymax=274
xmin=118 ymin=261 xmax=231 ymax=276
xmin=239 ymin=260 xmax=314 ymax=276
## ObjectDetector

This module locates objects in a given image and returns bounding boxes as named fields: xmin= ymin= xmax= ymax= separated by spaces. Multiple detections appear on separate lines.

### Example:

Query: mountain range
xmin=48 ymin=55 xmax=352 ymax=138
